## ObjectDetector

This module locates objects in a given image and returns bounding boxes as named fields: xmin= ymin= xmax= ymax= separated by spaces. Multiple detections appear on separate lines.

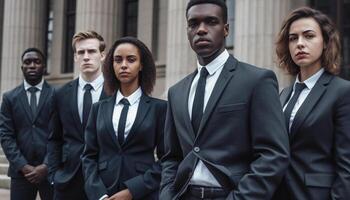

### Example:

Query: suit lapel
xmin=99 ymin=87 xmax=108 ymax=100
xmin=33 ymin=81 xmax=50 ymax=121
xmin=102 ymin=94 xmax=120 ymax=148
xmin=280 ymin=86 xmax=293 ymax=107
xmin=69 ymin=79 xmax=83 ymax=132
xmin=290 ymin=72 xmax=333 ymax=137
xmin=123 ymin=95 xmax=151 ymax=146
xmin=181 ymin=72 xmax=197 ymax=141
xmin=196 ymin=56 xmax=237 ymax=137
xmin=19 ymin=85 xmax=33 ymax=121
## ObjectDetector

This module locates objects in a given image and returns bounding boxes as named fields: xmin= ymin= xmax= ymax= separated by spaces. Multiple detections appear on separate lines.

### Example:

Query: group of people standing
xmin=0 ymin=0 xmax=349 ymax=200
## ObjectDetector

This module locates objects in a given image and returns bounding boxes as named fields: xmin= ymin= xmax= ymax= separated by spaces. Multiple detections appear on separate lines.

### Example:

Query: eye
xmin=187 ymin=20 xmax=198 ymax=28
xmin=34 ymin=59 xmax=42 ymax=64
xmin=305 ymin=34 xmax=315 ymax=39
xmin=206 ymin=18 xmax=218 ymax=25
xmin=114 ymin=57 xmax=122 ymax=63
xmin=289 ymin=36 xmax=297 ymax=42
xmin=127 ymin=57 xmax=137 ymax=63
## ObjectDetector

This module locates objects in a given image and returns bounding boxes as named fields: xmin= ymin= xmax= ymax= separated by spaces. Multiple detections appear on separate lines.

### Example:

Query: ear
xmin=74 ymin=53 xmax=78 ymax=62
xmin=100 ymin=51 xmax=106 ymax=61
xmin=224 ymin=24 xmax=229 ymax=37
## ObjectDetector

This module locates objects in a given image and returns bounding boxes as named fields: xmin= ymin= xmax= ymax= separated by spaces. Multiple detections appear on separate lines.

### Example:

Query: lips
xmin=195 ymin=38 xmax=211 ymax=45
xmin=295 ymin=51 xmax=308 ymax=59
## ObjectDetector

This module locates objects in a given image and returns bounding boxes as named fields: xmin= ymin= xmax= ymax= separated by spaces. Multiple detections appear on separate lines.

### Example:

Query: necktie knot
xmin=84 ymin=84 xmax=93 ymax=92
xmin=294 ymin=83 xmax=306 ymax=93
xmin=200 ymin=67 xmax=209 ymax=78
xmin=119 ymin=98 xmax=130 ymax=106
xmin=28 ymin=87 xmax=39 ymax=94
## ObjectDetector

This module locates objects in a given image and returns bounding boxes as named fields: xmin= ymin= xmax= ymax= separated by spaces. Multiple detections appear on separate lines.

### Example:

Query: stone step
xmin=0 ymin=175 xmax=10 ymax=189
xmin=0 ymin=155 xmax=8 ymax=164
xmin=0 ymin=164 xmax=8 ymax=175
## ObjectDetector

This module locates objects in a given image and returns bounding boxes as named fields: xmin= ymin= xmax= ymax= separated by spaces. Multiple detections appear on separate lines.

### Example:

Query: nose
xmin=121 ymin=60 xmax=128 ymax=70
xmin=83 ymin=51 xmax=90 ymax=60
xmin=197 ymin=22 xmax=208 ymax=35
xmin=296 ymin=37 xmax=305 ymax=49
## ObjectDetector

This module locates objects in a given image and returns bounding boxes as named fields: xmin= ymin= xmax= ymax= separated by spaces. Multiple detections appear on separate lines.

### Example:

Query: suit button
xmin=32 ymin=125 xmax=36 ymax=128
xmin=193 ymin=147 xmax=200 ymax=152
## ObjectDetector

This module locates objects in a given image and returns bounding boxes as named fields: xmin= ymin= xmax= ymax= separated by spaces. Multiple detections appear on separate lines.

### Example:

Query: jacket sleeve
xmin=82 ymin=103 xmax=108 ymax=200
xmin=124 ymin=100 xmax=167 ymax=199
xmin=47 ymin=92 xmax=63 ymax=182
xmin=159 ymin=90 xmax=183 ymax=200
xmin=0 ymin=93 xmax=28 ymax=172
xmin=227 ymin=70 xmax=290 ymax=200
xmin=331 ymin=84 xmax=350 ymax=198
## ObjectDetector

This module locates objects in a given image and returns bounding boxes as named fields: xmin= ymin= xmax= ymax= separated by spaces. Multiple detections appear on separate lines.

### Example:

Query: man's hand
xmin=24 ymin=164 xmax=48 ymax=184
xmin=108 ymin=189 xmax=133 ymax=200
xmin=21 ymin=164 xmax=35 ymax=175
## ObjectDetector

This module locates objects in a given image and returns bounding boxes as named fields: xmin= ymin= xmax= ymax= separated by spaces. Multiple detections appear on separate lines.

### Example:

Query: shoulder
xmin=56 ymin=79 xmax=77 ymax=94
xmin=2 ymin=84 xmax=23 ymax=100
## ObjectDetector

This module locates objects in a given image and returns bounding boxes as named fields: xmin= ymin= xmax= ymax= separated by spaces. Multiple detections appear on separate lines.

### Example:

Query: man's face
xmin=74 ymin=38 xmax=105 ymax=76
xmin=21 ymin=51 xmax=45 ymax=84
xmin=186 ymin=3 xmax=228 ymax=63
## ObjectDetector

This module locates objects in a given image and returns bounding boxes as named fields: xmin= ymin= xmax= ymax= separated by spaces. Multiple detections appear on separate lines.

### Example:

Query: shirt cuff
xmin=99 ymin=194 xmax=108 ymax=200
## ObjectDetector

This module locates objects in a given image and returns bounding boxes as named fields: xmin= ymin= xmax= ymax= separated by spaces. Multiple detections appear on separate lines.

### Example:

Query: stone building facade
xmin=0 ymin=0 xmax=349 ymax=98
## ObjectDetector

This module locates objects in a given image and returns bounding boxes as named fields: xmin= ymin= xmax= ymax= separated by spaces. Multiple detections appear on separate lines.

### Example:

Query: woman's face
xmin=288 ymin=17 xmax=324 ymax=71
xmin=113 ymin=43 xmax=142 ymax=87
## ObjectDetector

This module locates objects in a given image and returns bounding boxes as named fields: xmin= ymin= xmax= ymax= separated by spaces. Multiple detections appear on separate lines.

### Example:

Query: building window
xmin=226 ymin=0 xmax=235 ymax=49
xmin=123 ymin=0 xmax=138 ymax=37
xmin=45 ymin=0 xmax=53 ymax=75
xmin=311 ymin=0 xmax=350 ymax=80
xmin=63 ymin=0 xmax=76 ymax=74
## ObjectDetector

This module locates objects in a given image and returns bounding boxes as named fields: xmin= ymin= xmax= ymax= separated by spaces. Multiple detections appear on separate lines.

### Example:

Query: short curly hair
xmin=103 ymin=37 xmax=156 ymax=96
xmin=276 ymin=7 xmax=341 ymax=75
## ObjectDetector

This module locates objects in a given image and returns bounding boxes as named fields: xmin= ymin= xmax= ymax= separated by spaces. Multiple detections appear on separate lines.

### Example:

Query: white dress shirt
xmin=77 ymin=74 xmax=104 ymax=122
xmin=24 ymin=79 xmax=44 ymax=105
xmin=283 ymin=68 xmax=324 ymax=130
xmin=188 ymin=49 xmax=229 ymax=187
xmin=113 ymin=87 xmax=142 ymax=141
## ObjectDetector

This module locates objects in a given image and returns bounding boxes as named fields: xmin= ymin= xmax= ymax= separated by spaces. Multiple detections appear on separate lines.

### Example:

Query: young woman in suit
xmin=274 ymin=7 xmax=350 ymax=200
xmin=81 ymin=37 xmax=167 ymax=200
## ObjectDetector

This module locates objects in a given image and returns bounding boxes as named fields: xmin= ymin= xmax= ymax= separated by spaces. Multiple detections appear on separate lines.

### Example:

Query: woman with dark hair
xmin=274 ymin=7 xmax=350 ymax=200
xmin=81 ymin=37 xmax=166 ymax=200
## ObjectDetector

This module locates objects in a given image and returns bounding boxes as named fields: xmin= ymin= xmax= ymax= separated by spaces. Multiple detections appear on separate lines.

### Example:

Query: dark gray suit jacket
xmin=47 ymin=78 xmax=108 ymax=187
xmin=0 ymin=81 xmax=54 ymax=178
xmin=160 ymin=55 xmax=290 ymax=200
xmin=275 ymin=72 xmax=350 ymax=200
xmin=81 ymin=94 xmax=166 ymax=200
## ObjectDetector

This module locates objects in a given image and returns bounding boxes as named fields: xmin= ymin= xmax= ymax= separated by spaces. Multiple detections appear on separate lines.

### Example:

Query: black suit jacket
xmin=47 ymin=78 xmax=108 ymax=186
xmin=0 ymin=81 xmax=54 ymax=178
xmin=275 ymin=72 xmax=350 ymax=200
xmin=81 ymin=94 xmax=166 ymax=200
xmin=160 ymin=55 xmax=290 ymax=200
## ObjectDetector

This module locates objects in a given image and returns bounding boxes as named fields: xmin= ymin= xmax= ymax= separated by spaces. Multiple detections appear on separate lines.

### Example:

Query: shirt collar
xmin=24 ymin=79 xmax=44 ymax=91
xmin=295 ymin=68 xmax=324 ymax=90
xmin=116 ymin=87 xmax=142 ymax=106
xmin=196 ymin=49 xmax=229 ymax=76
xmin=78 ymin=73 xmax=104 ymax=91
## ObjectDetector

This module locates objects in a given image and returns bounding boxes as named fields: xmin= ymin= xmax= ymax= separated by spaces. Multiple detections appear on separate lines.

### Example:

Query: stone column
xmin=234 ymin=0 xmax=293 ymax=89
xmin=0 ymin=0 xmax=47 ymax=95
xmin=75 ymin=0 xmax=120 ymax=75
xmin=137 ymin=0 xmax=154 ymax=52
xmin=165 ymin=0 xmax=196 ymax=95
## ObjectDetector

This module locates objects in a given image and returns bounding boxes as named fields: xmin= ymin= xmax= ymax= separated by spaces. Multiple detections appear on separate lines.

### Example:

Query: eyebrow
xmin=289 ymin=29 xmax=316 ymax=36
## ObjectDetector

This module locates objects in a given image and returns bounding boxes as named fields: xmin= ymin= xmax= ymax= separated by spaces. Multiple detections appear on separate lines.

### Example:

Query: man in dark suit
xmin=160 ymin=0 xmax=290 ymax=199
xmin=0 ymin=48 xmax=54 ymax=200
xmin=47 ymin=30 xmax=107 ymax=200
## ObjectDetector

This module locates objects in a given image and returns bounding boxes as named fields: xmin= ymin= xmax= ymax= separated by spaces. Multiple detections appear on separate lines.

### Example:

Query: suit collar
xmin=33 ymin=81 xmax=51 ymax=121
xmin=19 ymin=85 xmax=33 ymax=121
xmin=289 ymin=72 xmax=333 ymax=137
xmin=69 ymin=79 xmax=83 ymax=132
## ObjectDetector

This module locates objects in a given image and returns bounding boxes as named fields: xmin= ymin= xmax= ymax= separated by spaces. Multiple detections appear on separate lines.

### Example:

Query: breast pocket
xmin=217 ymin=103 xmax=247 ymax=113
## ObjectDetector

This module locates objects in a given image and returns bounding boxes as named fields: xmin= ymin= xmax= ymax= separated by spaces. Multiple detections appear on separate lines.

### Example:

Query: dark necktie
xmin=284 ymin=83 xmax=306 ymax=129
xmin=82 ymin=84 xmax=93 ymax=129
xmin=191 ymin=67 xmax=209 ymax=134
xmin=118 ymin=98 xmax=130 ymax=145
xmin=28 ymin=87 xmax=39 ymax=116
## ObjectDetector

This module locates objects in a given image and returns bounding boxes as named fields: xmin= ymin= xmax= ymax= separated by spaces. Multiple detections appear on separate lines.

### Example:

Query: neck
xmin=197 ymin=47 xmax=225 ymax=66
xmin=120 ymin=82 xmax=139 ymax=97
xmin=299 ymin=64 xmax=322 ymax=82
xmin=81 ymin=71 xmax=101 ymax=82
xmin=26 ymin=78 xmax=42 ymax=86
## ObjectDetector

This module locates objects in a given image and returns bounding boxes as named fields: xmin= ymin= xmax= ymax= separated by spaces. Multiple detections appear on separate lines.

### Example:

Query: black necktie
xmin=284 ymin=83 xmax=306 ymax=129
xmin=191 ymin=67 xmax=209 ymax=134
xmin=28 ymin=87 xmax=39 ymax=116
xmin=118 ymin=98 xmax=130 ymax=145
xmin=82 ymin=84 xmax=93 ymax=129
